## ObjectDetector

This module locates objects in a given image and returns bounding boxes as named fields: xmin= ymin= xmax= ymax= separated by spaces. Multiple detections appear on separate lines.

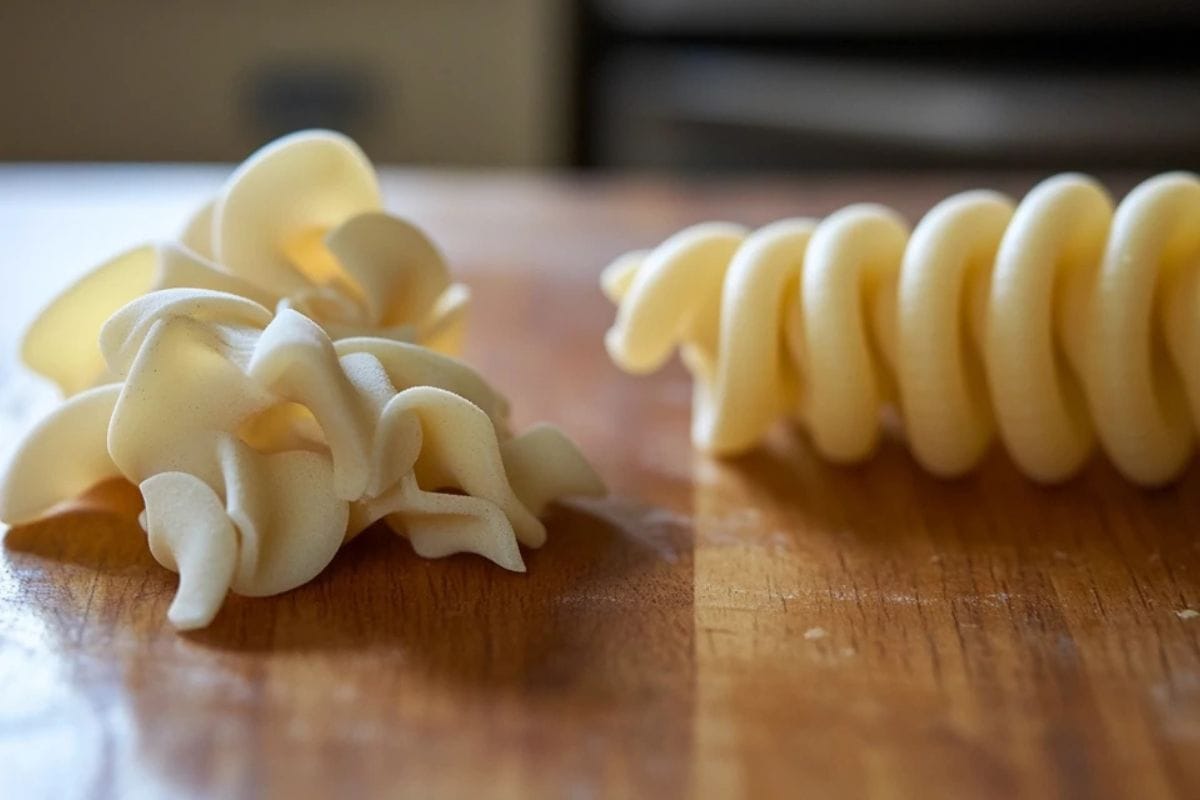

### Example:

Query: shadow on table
xmin=696 ymin=425 xmax=1200 ymax=590
xmin=4 ymin=478 xmax=154 ymax=574
xmin=3 ymin=481 xmax=695 ymax=693
xmin=185 ymin=495 xmax=693 ymax=683
xmin=2 ymin=486 xmax=699 ymax=798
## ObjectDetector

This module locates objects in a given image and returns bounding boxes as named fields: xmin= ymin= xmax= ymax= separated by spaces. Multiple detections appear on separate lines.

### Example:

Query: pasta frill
xmin=24 ymin=130 xmax=469 ymax=398
xmin=2 ymin=130 xmax=604 ymax=630
xmin=1 ymin=289 xmax=604 ymax=630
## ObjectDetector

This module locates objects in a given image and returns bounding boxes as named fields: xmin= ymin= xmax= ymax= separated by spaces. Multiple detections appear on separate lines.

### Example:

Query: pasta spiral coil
xmin=602 ymin=172 xmax=1200 ymax=486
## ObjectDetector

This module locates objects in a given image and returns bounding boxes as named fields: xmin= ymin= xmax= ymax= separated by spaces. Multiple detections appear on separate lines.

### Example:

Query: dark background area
xmin=2 ymin=0 xmax=1198 ymax=172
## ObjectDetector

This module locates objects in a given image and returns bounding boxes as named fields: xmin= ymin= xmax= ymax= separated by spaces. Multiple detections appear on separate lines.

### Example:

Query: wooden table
xmin=0 ymin=166 xmax=1197 ymax=799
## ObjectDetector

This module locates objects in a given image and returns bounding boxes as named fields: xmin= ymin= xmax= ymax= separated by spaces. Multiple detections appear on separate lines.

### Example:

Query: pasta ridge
xmin=603 ymin=172 xmax=1200 ymax=485
xmin=1 ymin=288 xmax=604 ymax=629
xmin=0 ymin=130 xmax=605 ymax=632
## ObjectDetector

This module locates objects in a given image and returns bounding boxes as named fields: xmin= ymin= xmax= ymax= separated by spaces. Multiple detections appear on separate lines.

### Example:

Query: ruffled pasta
xmin=3 ymin=130 xmax=602 ymax=631
xmin=603 ymin=172 xmax=1200 ymax=486
xmin=24 ymin=130 xmax=468 ymax=397
xmin=2 ymin=289 xmax=604 ymax=629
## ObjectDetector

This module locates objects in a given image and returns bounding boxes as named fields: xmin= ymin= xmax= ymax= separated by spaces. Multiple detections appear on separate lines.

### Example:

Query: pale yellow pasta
xmin=603 ymin=172 xmax=1200 ymax=486
xmin=3 ymin=129 xmax=603 ymax=631
xmin=0 ymin=384 xmax=122 ymax=524
xmin=23 ymin=130 xmax=468 ymax=397
xmin=1 ymin=288 xmax=604 ymax=630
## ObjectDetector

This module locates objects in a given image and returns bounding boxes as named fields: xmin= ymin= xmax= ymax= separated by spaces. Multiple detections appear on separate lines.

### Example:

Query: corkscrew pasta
xmin=602 ymin=172 xmax=1200 ymax=486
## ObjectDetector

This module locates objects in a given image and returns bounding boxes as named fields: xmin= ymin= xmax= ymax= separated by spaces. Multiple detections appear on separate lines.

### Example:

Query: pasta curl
xmin=603 ymin=172 xmax=1200 ymax=486
xmin=3 ymin=130 xmax=604 ymax=632
xmin=1 ymin=289 xmax=604 ymax=630
xmin=24 ymin=130 xmax=468 ymax=397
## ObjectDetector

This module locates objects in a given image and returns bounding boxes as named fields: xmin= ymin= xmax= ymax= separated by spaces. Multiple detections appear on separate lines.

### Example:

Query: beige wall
xmin=0 ymin=1 xmax=571 ymax=165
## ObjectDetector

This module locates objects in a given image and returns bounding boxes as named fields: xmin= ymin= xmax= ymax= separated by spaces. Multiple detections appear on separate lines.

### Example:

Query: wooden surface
xmin=1 ymin=166 xmax=1199 ymax=799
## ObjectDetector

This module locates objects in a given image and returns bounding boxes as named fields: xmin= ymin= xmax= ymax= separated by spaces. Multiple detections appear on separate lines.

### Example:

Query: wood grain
xmin=0 ymin=167 xmax=1198 ymax=799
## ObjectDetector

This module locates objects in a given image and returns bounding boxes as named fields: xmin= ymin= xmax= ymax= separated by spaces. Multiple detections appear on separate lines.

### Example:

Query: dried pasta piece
xmin=499 ymin=424 xmax=606 ymax=517
xmin=335 ymin=336 xmax=512 ymax=437
xmin=23 ymin=247 xmax=158 ymax=397
xmin=215 ymin=439 xmax=347 ymax=599
xmin=142 ymin=472 xmax=239 ymax=630
xmin=22 ymin=130 xmax=469 ymax=397
xmin=603 ymin=171 xmax=1200 ymax=486
xmin=366 ymin=475 xmax=526 ymax=572
xmin=346 ymin=396 xmax=604 ymax=567
xmin=210 ymin=129 xmax=382 ymax=293
xmin=5 ymin=130 xmax=603 ymax=631
xmin=324 ymin=212 xmax=453 ymax=334
xmin=0 ymin=384 xmax=122 ymax=525
xmin=2 ymin=286 xmax=604 ymax=630
xmin=370 ymin=386 xmax=545 ymax=545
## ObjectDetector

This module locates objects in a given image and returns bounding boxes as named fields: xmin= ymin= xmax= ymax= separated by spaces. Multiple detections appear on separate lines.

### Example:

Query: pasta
xmin=1 ymin=130 xmax=604 ymax=630
xmin=24 ymin=130 xmax=469 ymax=397
xmin=602 ymin=172 xmax=1200 ymax=486
xmin=1 ymin=289 xmax=604 ymax=630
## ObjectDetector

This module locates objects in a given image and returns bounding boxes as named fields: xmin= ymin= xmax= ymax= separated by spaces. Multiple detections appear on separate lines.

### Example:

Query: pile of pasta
xmin=0 ymin=131 xmax=603 ymax=630
xmin=603 ymin=172 xmax=1200 ymax=486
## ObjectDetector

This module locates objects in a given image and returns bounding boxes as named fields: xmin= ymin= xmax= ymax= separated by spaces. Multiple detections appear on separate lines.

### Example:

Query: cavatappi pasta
xmin=602 ymin=172 xmax=1200 ymax=486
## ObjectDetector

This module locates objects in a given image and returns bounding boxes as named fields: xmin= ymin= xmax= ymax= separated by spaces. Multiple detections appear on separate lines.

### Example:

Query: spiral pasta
xmin=1 ymin=289 xmax=604 ymax=630
xmin=602 ymin=172 xmax=1200 ymax=486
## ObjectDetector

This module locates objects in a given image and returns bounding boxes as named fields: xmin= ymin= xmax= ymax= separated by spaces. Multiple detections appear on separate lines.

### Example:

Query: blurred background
xmin=1 ymin=0 xmax=1199 ymax=172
